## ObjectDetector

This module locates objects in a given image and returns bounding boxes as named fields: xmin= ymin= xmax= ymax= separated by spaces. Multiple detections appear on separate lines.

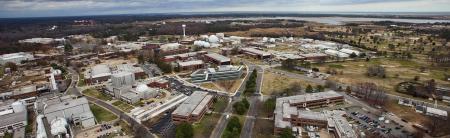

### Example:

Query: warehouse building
xmin=299 ymin=53 xmax=328 ymax=62
xmin=0 ymin=52 xmax=34 ymax=65
xmin=172 ymin=91 xmax=213 ymax=124
xmin=190 ymin=65 xmax=243 ymax=83
xmin=204 ymin=53 xmax=231 ymax=65
xmin=241 ymin=48 xmax=272 ymax=59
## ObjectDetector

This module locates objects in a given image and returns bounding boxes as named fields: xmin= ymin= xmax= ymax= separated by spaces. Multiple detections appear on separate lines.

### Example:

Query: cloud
xmin=0 ymin=0 xmax=448 ymax=17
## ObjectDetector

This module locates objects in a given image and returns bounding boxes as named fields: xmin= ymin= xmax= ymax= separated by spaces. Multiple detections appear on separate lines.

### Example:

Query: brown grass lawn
xmin=252 ymin=119 xmax=275 ymax=138
xmin=216 ymin=79 xmax=243 ymax=93
xmin=262 ymin=72 xmax=315 ymax=96
xmin=314 ymin=58 xmax=450 ymax=94
xmin=200 ymin=82 xmax=223 ymax=91
xmin=384 ymin=99 xmax=429 ymax=124
xmin=193 ymin=113 xmax=221 ymax=138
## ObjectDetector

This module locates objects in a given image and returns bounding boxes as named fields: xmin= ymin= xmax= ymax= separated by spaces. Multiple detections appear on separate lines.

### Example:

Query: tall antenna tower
xmin=182 ymin=24 xmax=186 ymax=38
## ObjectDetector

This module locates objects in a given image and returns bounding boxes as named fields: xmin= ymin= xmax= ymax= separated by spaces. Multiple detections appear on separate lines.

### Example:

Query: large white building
xmin=35 ymin=95 xmax=96 ymax=128
xmin=0 ymin=52 xmax=34 ymax=65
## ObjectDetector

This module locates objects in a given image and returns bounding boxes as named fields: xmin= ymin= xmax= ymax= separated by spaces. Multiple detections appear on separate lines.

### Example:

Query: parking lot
xmin=166 ymin=77 xmax=202 ymax=96
xmin=148 ymin=110 xmax=176 ymax=138
xmin=75 ymin=123 xmax=128 ymax=138
xmin=345 ymin=106 xmax=414 ymax=138
xmin=166 ymin=76 xmax=225 ymax=96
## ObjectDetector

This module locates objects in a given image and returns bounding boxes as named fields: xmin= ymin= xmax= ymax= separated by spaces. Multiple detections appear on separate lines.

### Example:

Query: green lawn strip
xmin=77 ymin=74 xmax=86 ymax=87
xmin=89 ymin=103 xmax=118 ymax=123
xmin=83 ymin=89 xmax=112 ymax=101
xmin=193 ymin=113 xmax=221 ymax=138
xmin=212 ymin=98 xmax=227 ymax=112
xmin=112 ymin=101 xmax=134 ymax=113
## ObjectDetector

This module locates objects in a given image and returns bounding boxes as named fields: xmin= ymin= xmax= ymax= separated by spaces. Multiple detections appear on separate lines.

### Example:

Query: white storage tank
xmin=208 ymin=35 xmax=219 ymax=43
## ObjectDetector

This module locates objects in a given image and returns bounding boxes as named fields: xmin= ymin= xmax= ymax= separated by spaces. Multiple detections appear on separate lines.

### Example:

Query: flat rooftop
xmin=178 ymin=60 xmax=204 ymax=67
xmin=241 ymin=48 xmax=271 ymax=56
xmin=0 ymin=109 xmax=27 ymax=127
xmin=205 ymin=53 xmax=230 ymax=62
xmin=277 ymin=91 xmax=342 ymax=105
xmin=274 ymin=91 xmax=344 ymax=129
xmin=299 ymin=53 xmax=328 ymax=58
xmin=172 ymin=91 xmax=212 ymax=117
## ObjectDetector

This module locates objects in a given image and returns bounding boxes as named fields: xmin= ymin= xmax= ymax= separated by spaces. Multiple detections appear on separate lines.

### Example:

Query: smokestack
xmin=182 ymin=24 xmax=186 ymax=38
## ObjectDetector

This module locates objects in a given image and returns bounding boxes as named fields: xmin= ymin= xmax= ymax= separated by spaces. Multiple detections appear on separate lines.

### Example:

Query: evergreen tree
xmin=175 ymin=123 xmax=193 ymax=138
xmin=305 ymin=85 xmax=313 ymax=93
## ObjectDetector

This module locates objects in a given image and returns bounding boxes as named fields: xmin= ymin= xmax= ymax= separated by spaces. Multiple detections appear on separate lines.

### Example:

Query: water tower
xmin=182 ymin=24 xmax=186 ymax=38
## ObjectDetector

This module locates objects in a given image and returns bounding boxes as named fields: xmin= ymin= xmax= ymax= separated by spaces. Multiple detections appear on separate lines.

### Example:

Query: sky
xmin=0 ymin=0 xmax=450 ymax=18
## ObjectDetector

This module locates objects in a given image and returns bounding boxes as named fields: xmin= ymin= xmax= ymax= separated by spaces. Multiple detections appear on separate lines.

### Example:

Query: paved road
xmin=240 ymin=96 xmax=259 ymax=138
xmin=240 ymin=65 xmax=264 ymax=138
xmin=210 ymin=63 xmax=257 ymax=138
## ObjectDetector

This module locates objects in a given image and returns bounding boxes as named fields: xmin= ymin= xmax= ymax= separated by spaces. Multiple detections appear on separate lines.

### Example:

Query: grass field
xmin=261 ymin=72 xmax=314 ymax=96
xmin=212 ymin=97 xmax=228 ymax=113
xmin=252 ymin=119 xmax=275 ymax=138
xmin=83 ymin=89 xmax=112 ymax=101
xmin=193 ymin=113 xmax=221 ymax=138
xmin=313 ymin=58 xmax=450 ymax=94
xmin=112 ymin=101 xmax=134 ymax=113
xmin=89 ymin=103 xmax=117 ymax=123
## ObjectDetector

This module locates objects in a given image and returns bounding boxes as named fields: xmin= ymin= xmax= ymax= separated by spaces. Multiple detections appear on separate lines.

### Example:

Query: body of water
xmin=177 ymin=16 xmax=450 ymax=25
